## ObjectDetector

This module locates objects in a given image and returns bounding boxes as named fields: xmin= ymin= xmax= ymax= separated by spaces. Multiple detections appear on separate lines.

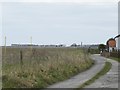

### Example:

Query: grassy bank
xmin=78 ymin=61 xmax=112 ymax=89
xmin=2 ymin=48 xmax=94 ymax=88
xmin=110 ymin=57 xmax=120 ymax=63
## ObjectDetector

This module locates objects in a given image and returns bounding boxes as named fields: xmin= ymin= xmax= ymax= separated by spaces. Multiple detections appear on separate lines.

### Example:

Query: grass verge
xmin=109 ymin=57 xmax=120 ymax=63
xmin=78 ymin=61 xmax=112 ymax=89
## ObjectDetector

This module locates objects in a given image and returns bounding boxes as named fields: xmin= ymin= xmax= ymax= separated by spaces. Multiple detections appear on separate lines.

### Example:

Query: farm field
xmin=2 ymin=47 xmax=94 ymax=88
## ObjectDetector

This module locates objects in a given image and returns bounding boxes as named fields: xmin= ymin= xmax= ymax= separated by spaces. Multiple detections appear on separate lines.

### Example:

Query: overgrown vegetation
xmin=88 ymin=48 xmax=99 ymax=54
xmin=78 ymin=61 xmax=112 ymax=89
xmin=2 ymin=47 xmax=94 ymax=88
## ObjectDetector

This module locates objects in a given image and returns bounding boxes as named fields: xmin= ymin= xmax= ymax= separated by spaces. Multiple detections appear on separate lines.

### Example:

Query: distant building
xmin=114 ymin=34 xmax=120 ymax=50
xmin=118 ymin=37 xmax=120 ymax=50
xmin=11 ymin=44 xmax=38 ymax=46
xmin=11 ymin=44 xmax=66 ymax=48
xmin=116 ymin=35 xmax=120 ymax=50
xmin=106 ymin=38 xmax=116 ymax=52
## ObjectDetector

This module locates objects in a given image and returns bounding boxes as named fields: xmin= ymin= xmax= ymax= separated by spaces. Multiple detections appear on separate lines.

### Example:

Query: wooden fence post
xmin=20 ymin=50 xmax=23 ymax=68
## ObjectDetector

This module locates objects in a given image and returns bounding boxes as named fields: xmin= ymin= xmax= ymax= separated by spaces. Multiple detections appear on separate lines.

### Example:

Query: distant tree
xmin=71 ymin=43 xmax=77 ymax=47
xmin=98 ymin=44 xmax=106 ymax=52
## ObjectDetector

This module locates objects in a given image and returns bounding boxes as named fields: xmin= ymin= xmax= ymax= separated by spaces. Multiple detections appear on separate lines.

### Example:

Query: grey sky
xmin=2 ymin=2 xmax=118 ymax=46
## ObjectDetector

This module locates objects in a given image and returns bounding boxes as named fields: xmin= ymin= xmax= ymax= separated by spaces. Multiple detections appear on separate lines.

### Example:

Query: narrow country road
xmin=85 ymin=56 xmax=119 ymax=88
xmin=47 ymin=54 xmax=114 ymax=88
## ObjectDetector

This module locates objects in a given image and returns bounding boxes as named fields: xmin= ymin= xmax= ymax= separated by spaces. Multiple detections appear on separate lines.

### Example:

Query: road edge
xmin=77 ymin=61 xmax=112 ymax=89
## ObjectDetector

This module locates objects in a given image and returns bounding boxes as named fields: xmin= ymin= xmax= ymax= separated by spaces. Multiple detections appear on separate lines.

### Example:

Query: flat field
xmin=2 ymin=47 xmax=94 ymax=88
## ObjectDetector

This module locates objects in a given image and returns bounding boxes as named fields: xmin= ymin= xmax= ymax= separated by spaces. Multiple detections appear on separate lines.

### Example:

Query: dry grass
xmin=2 ymin=47 xmax=94 ymax=88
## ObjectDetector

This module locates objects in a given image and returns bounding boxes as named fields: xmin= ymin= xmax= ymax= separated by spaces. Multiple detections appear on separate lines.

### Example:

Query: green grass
xmin=78 ymin=61 xmax=112 ymax=89
xmin=109 ymin=57 xmax=120 ymax=63
xmin=2 ymin=47 xmax=94 ymax=88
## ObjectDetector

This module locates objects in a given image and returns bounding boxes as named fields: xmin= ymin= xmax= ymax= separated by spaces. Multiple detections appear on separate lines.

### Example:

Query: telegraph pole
xmin=81 ymin=42 xmax=83 ymax=47
xmin=4 ymin=36 xmax=6 ymax=58
xmin=30 ymin=36 xmax=32 ymax=51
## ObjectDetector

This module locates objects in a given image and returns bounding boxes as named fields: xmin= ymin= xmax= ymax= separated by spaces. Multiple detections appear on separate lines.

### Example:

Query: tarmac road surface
xmin=85 ymin=56 xmax=118 ymax=88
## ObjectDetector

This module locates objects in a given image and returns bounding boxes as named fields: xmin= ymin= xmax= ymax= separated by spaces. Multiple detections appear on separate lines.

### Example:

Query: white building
xmin=114 ymin=34 xmax=120 ymax=50
xmin=117 ymin=37 xmax=120 ymax=50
